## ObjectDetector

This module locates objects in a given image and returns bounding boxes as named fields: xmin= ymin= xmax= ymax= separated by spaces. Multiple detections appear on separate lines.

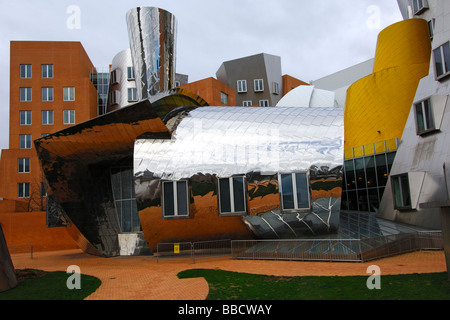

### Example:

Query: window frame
xmin=220 ymin=92 xmax=228 ymax=105
xmin=41 ymin=110 xmax=54 ymax=125
xmin=127 ymin=66 xmax=135 ymax=80
xmin=127 ymin=87 xmax=137 ymax=102
xmin=217 ymin=176 xmax=248 ymax=216
xmin=19 ymin=134 xmax=32 ymax=149
xmin=412 ymin=0 xmax=428 ymax=15
xmin=237 ymin=80 xmax=247 ymax=93
xmin=63 ymin=110 xmax=75 ymax=125
xmin=433 ymin=42 xmax=450 ymax=81
xmin=259 ymin=100 xmax=269 ymax=107
xmin=254 ymin=79 xmax=264 ymax=92
xmin=272 ymin=81 xmax=280 ymax=95
xmin=41 ymin=87 xmax=54 ymax=102
xmin=41 ymin=64 xmax=53 ymax=78
xmin=18 ymin=182 xmax=30 ymax=198
xmin=19 ymin=110 xmax=32 ymax=125
xmin=161 ymin=180 xmax=190 ymax=219
xmin=20 ymin=64 xmax=32 ymax=79
xmin=243 ymin=100 xmax=252 ymax=107
xmin=278 ymin=172 xmax=311 ymax=212
xmin=391 ymin=174 xmax=412 ymax=210
xmin=63 ymin=87 xmax=75 ymax=101
xmin=20 ymin=87 xmax=32 ymax=102
xmin=18 ymin=158 xmax=30 ymax=173
xmin=414 ymin=98 xmax=436 ymax=135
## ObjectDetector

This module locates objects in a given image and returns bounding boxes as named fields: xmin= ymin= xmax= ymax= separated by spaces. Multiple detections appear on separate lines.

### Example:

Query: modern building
xmin=378 ymin=0 xmax=450 ymax=230
xmin=0 ymin=41 xmax=98 ymax=209
xmin=178 ymin=77 xmax=236 ymax=106
xmin=216 ymin=53 xmax=284 ymax=107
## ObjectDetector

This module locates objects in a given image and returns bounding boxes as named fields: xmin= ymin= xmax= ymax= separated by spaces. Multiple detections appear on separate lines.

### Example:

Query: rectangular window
xmin=272 ymin=82 xmax=280 ymax=95
xmin=237 ymin=80 xmax=247 ymax=93
xmin=127 ymin=87 xmax=137 ymax=102
xmin=279 ymin=172 xmax=310 ymax=211
xmin=243 ymin=101 xmax=252 ymax=107
xmin=19 ymin=110 xmax=32 ymax=125
xmin=220 ymin=92 xmax=228 ymax=105
xmin=127 ymin=66 xmax=135 ymax=80
xmin=18 ymin=183 xmax=30 ymax=198
xmin=162 ymin=180 xmax=189 ymax=218
xmin=391 ymin=174 xmax=411 ymax=210
xmin=254 ymin=79 xmax=264 ymax=92
xmin=413 ymin=0 xmax=428 ymax=14
xmin=218 ymin=176 xmax=247 ymax=215
xmin=414 ymin=98 xmax=435 ymax=135
xmin=41 ymin=64 xmax=53 ymax=78
xmin=434 ymin=42 xmax=450 ymax=80
xmin=63 ymin=87 xmax=75 ymax=101
xmin=18 ymin=158 xmax=30 ymax=173
xmin=42 ymin=110 xmax=54 ymax=125
xmin=20 ymin=87 xmax=32 ymax=101
xmin=19 ymin=134 xmax=32 ymax=149
xmin=41 ymin=87 xmax=54 ymax=101
xmin=428 ymin=19 xmax=435 ymax=40
xmin=20 ymin=64 xmax=32 ymax=78
xmin=259 ymin=100 xmax=269 ymax=107
xmin=63 ymin=110 xmax=75 ymax=124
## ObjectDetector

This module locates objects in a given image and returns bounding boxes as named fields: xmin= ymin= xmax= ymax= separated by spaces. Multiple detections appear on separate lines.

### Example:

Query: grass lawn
xmin=0 ymin=269 xmax=101 ymax=300
xmin=177 ymin=269 xmax=450 ymax=300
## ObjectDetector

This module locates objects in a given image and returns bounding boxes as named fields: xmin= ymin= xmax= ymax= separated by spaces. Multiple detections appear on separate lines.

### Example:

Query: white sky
xmin=0 ymin=0 xmax=403 ymax=151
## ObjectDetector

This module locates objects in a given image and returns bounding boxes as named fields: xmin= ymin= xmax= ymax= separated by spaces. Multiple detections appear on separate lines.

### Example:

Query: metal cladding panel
xmin=134 ymin=107 xmax=344 ymax=241
xmin=126 ymin=7 xmax=177 ymax=99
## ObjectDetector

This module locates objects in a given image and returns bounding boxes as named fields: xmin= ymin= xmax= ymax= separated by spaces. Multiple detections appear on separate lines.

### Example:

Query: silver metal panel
xmin=126 ymin=7 xmax=177 ymax=100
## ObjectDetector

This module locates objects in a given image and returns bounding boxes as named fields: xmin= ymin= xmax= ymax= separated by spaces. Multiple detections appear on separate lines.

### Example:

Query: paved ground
xmin=10 ymin=249 xmax=447 ymax=300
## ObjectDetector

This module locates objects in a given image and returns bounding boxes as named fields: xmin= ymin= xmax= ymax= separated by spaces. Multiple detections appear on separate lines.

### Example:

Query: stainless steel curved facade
xmin=126 ymin=7 xmax=177 ymax=100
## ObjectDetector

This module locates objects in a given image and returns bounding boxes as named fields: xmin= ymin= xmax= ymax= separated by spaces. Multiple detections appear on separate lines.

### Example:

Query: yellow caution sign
xmin=174 ymin=243 xmax=180 ymax=254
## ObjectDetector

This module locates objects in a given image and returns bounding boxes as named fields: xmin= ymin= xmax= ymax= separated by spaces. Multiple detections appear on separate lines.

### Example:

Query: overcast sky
xmin=0 ymin=0 xmax=403 ymax=151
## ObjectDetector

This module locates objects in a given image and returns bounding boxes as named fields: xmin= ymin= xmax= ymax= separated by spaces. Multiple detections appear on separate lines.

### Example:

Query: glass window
xmin=344 ymin=160 xmax=356 ymax=190
xmin=259 ymin=100 xmax=269 ymax=107
xmin=127 ymin=87 xmax=137 ymax=102
xmin=63 ymin=110 xmax=75 ymax=124
xmin=243 ymin=101 xmax=252 ymax=107
xmin=391 ymin=174 xmax=411 ymax=209
xmin=279 ymin=172 xmax=310 ymax=211
xmin=18 ymin=158 xmax=30 ymax=173
xmin=254 ymin=79 xmax=264 ymax=92
xmin=272 ymin=82 xmax=280 ymax=95
xmin=20 ymin=110 xmax=32 ymax=125
xmin=63 ymin=87 xmax=75 ymax=101
xmin=415 ymin=98 xmax=435 ymax=134
xmin=127 ymin=66 xmax=135 ymax=80
xmin=18 ymin=183 xmax=30 ymax=198
xmin=42 ymin=110 xmax=54 ymax=125
xmin=355 ymin=158 xmax=366 ymax=189
xmin=434 ymin=42 xmax=450 ymax=79
xmin=413 ymin=0 xmax=428 ymax=14
xmin=42 ymin=87 xmax=54 ymax=101
xmin=20 ymin=64 xmax=32 ymax=78
xmin=218 ymin=176 xmax=247 ymax=214
xmin=20 ymin=87 xmax=32 ymax=101
xmin=237 ymin=80 xmax=247 ymax=93
xmin=42 ymin=64 xmax=53 ymax=78
xmin=364 ymin=156 xmax=377 ymax=188
xmin=220 ymin=92 xmax=228 ymax=105
xmin=162 ymin=180 xmax=189 ymax=218
xmin=19 ymin=134 xmax=32 ymax=149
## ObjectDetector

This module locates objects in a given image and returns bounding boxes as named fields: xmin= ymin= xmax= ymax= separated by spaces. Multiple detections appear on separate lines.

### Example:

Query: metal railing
xmin=8 ymin=244 xmax=33 ymax=259
xmin=156 ymin=239 xmax=231 ymax=263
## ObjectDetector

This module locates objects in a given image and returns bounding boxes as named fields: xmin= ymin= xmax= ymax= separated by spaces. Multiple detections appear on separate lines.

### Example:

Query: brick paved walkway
xmin=9 ymin=249 xmax=447 ymax=300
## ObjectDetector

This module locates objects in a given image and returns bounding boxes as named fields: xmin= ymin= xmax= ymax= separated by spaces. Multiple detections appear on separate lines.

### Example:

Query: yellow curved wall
xmin=344 ymin=18 xmax=431 ymax=154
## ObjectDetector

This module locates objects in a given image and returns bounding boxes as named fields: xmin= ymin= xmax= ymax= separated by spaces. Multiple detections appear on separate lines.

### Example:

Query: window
xmin=254 ymin=79 xmax=264 ymax=92
xmin=63 ymin=110 xmax=75 ymax=124
xmin=391 ymin=174 xmax=411 ymax=210
xmin=218 ymin=176 xmax=247 ymax=215
xmin=259 ymin=100 xmax=269 ymax=107
xmin=18 ymin=183 xmax=30 ymax=198
xmin=412 ymin=0 xmax=428 ymax=15
xmin=42 ymin=110 xmax=54 ymax=125
xmin=428 ymin=19 xmax=435 ymax=40
xmin=220 ymin=92 xmax=228 ymax=105
xmin=41 ymin=87 xmax=53 ymax=101
xmin=127 ymin=66 xmax=135 ymax=80
xmin=279 ymin=172 xmax=310 ymax=211
xmin=110 ymin=69 xmax=118 ymax=85
xmin=237 ymin=80 xmax=247 ymax=93
xmin=127 ymin=87 xmax=137 ymax=102
xmin=414 ymin=98 xmax=435 ymax=135
xmin=19 ymin=134 xmax=32 ymax=149
xmin=18 ymin=158 xmax=30 ymax=173
xmin=20 ymin=111 xmax=32 ymax=125
xmin=20 ymin=64 xmax=31 ymax=78
xmin=272 ymin=82 xmax=280 ymax=95
xmin=174 ymin=81 xmax=181 ymax=87
xmin=243 ymin=101 xmax=252 ymax=107
xmin=20 ymin=87 xmax=32 ymax=101
xmin=109 ymin=90 xmax=119 ymax=105
xmin=162 ymin=180 xmax=189 ymax=218
xmin=63 ymin=87 xmax=75 ymax=101
xmin=434 ymin=42 xmax=450 ymax=80
xmin=42 ymin=64 xmax=53 ymax=78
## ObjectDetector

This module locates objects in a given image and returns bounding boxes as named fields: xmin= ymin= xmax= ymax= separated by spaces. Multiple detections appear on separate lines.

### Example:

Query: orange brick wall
xmin=0 ymin=211 xmax=78 ymax=252
xmin=282 ymin=74 xmax=309 ymax=95
xmin=178 ymin=77 xmax=236 ymax=106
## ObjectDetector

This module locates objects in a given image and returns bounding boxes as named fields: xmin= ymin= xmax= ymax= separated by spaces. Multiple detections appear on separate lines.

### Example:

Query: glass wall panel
xmin=280 ymin=174 xmax=294 ymax=210
xmin=232 ymin=177 xmax=245 ymax=213
xmin=355 ymin=158 xmax=366 ymax=189
xmin=219 ymin=178 xmax=231 ymax=213
xmin=177 ymin=181 xmax=189 ymax=216
xmin=295 ymin=173 xmax=309 ymax=209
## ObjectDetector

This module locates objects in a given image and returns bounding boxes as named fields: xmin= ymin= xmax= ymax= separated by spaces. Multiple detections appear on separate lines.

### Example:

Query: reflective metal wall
xmin=126 ymin=7 xmax=177 ymax=100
